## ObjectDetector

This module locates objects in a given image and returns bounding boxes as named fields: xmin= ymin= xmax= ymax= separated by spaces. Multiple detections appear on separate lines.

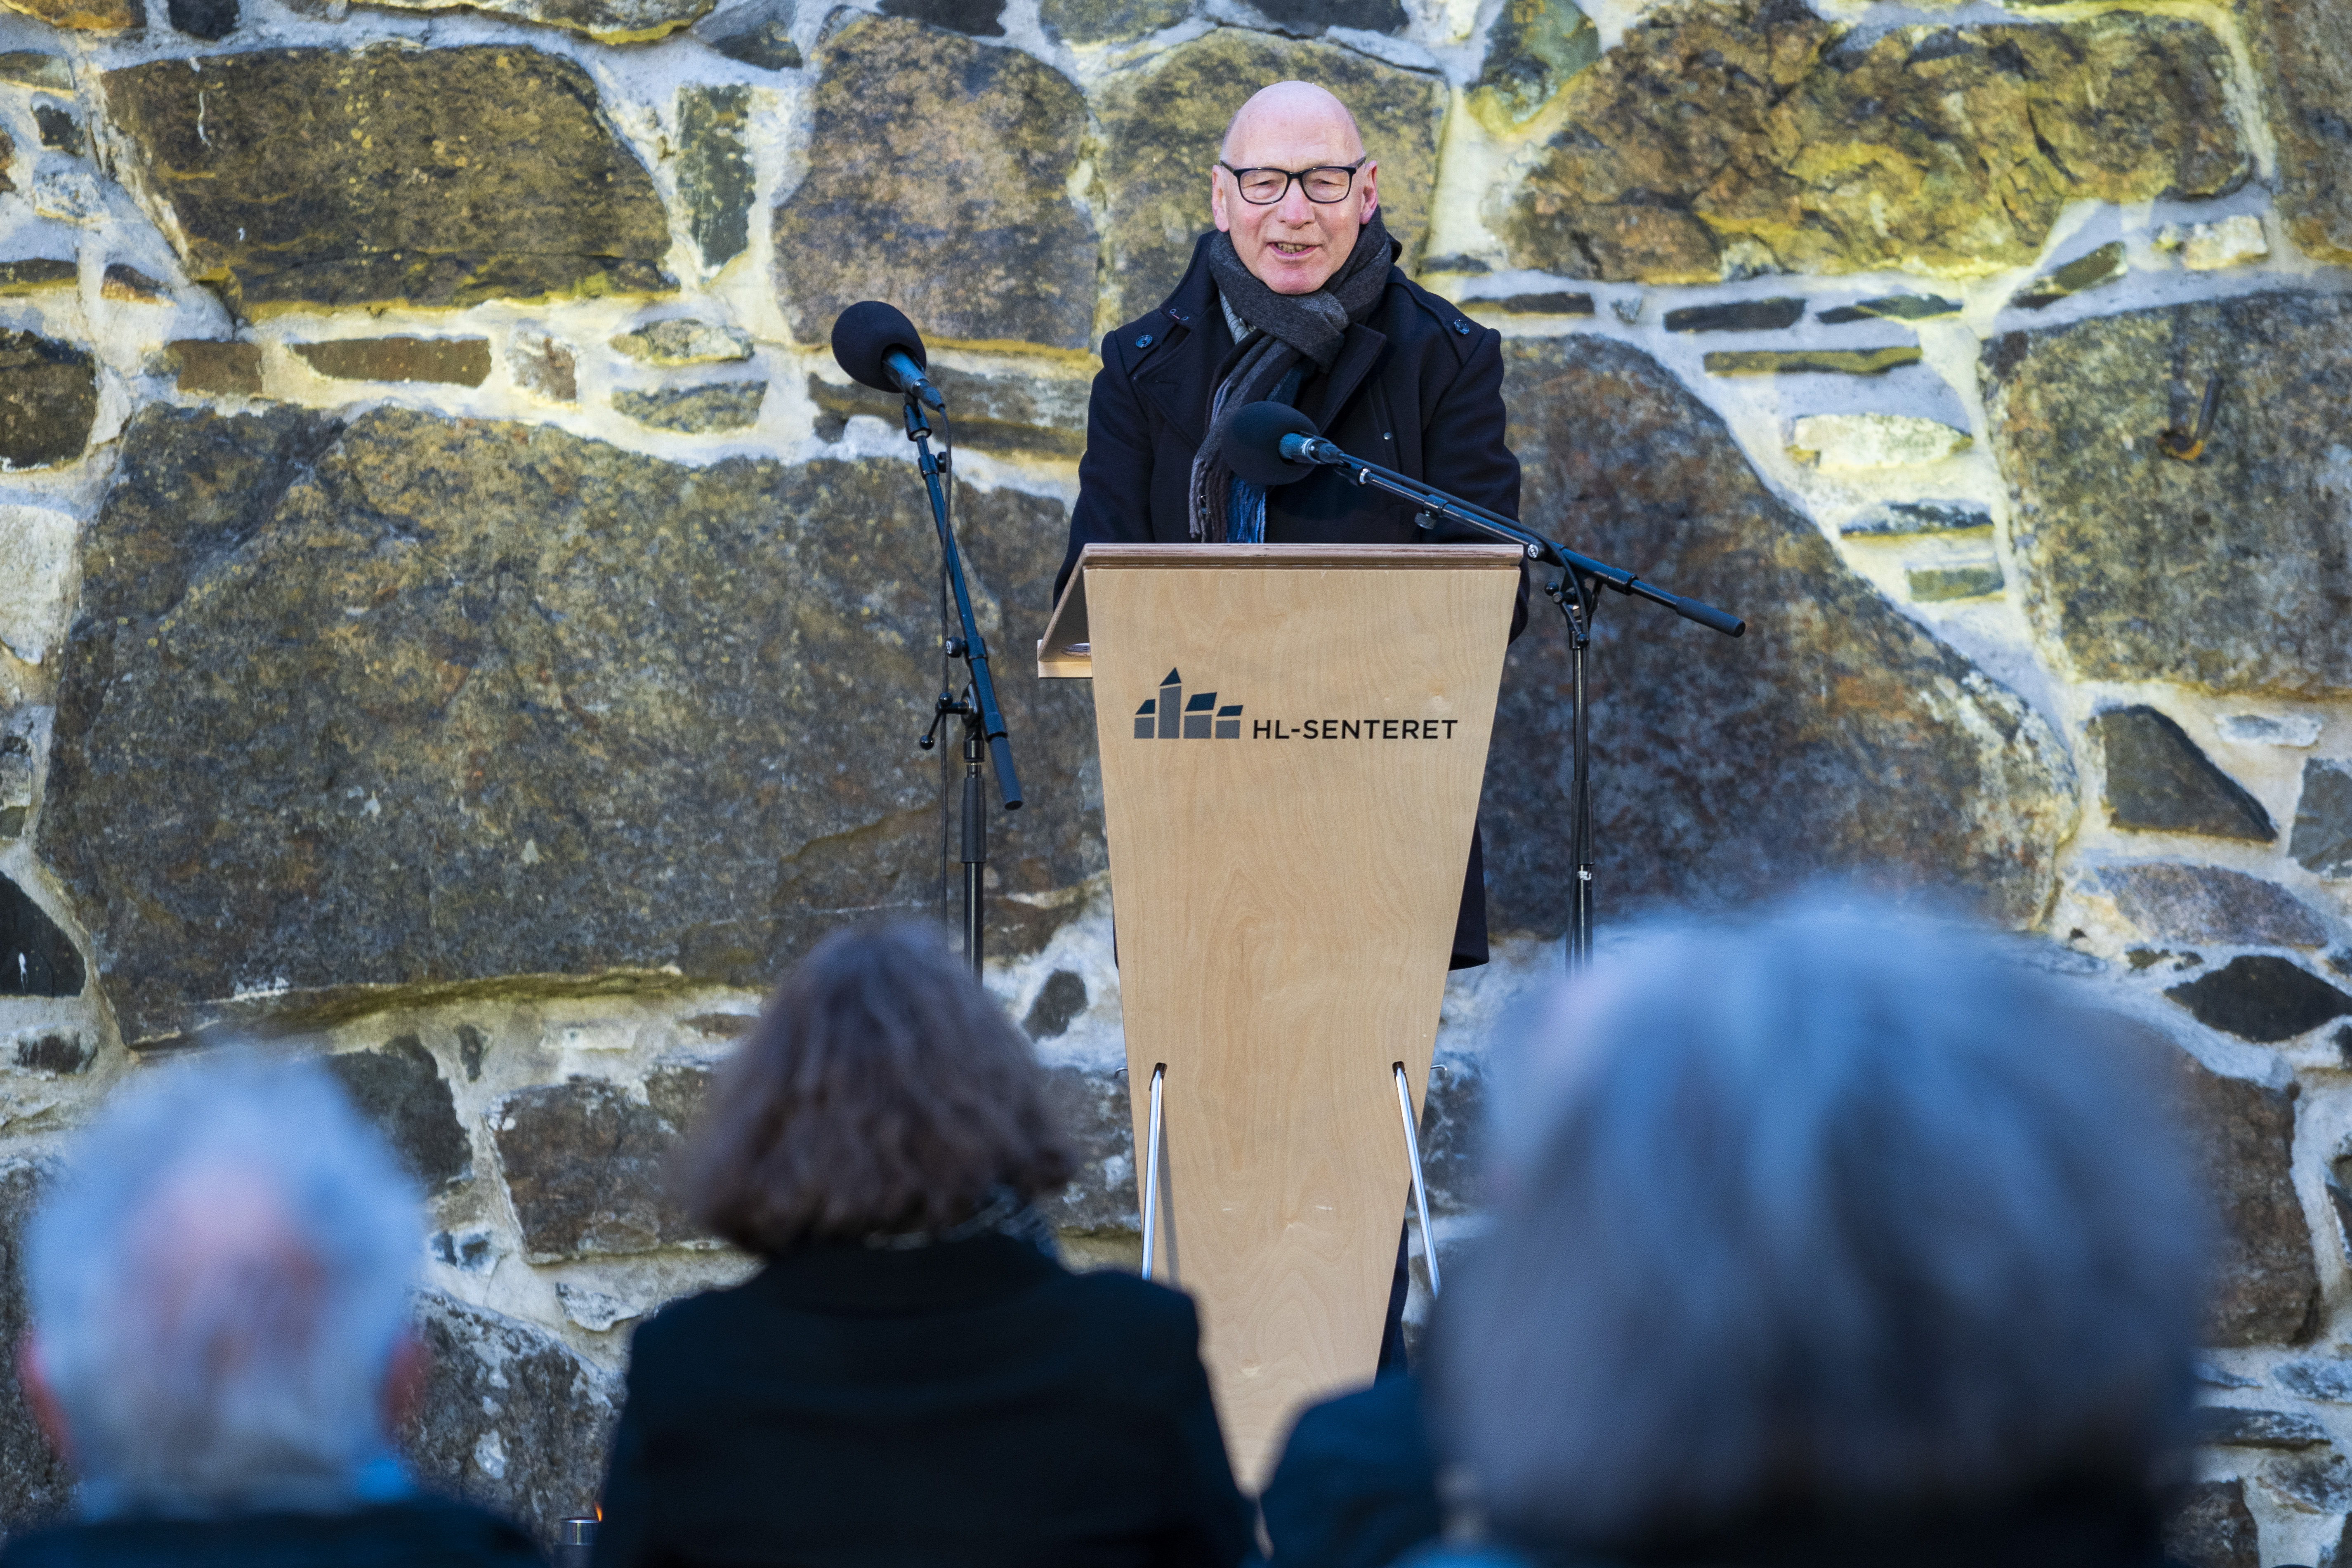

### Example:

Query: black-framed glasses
xmin=1217 ymin=158 xmax=1367 ymax=205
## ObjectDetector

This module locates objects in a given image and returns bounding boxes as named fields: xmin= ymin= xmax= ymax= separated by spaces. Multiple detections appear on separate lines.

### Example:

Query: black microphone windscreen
xmin=831 ymin=301 xmax=928 ymax=394
xmin=1227 ymin=401 xmax=1319 ymax=488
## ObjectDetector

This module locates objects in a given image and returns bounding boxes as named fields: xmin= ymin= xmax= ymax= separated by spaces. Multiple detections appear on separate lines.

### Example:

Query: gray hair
xmin=1432 ymin=898 xmax=2206 ymax=1550
xmin=28 ymin=1054 xmax=422 ymax=1518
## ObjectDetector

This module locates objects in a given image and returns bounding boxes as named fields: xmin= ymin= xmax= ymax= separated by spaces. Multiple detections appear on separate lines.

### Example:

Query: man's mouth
xmin=1270 ymin=241 xmax=1317 ymax=258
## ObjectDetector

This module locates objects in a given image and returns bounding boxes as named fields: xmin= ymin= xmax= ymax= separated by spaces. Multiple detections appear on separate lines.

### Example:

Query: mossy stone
xmin=678 ymin=85 xmax=753 ymax=273
xmin=1469 ymin=0 xmax=1599 ymax=131
xmin=0 ymin=0 xmax=141 ymax=31
xmin=0 ymin=332 xmax=96 ymax=470
xmin=774 ymin=15 xmax=1095 ymax=349
xmin=1038 ymin=0 xmax=1188 ymax=45
xmin=1984 ymin=292 xmax=2352 ymax=696
xmin=1493 ymin=2 xmax=2247 ymax=283
xmin=1095 ymin=27 xmax=1443 ymax=326
xmin=1486 ymin=335 xmax=2076 ymax=931
xmin=42 ymin=405 xmax=1103 ymax=1042
xmin=104 ymin=47 xmax=673 ymax=315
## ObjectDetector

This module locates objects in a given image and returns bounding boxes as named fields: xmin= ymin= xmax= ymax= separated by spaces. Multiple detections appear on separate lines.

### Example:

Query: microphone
xmin=1227 ymin=401 xmax=1344 ymax=486
xmin=1279 ymin=432 xmax=1346 ymax=467
xmin=831 ymin=301 xmax=946 ymax=411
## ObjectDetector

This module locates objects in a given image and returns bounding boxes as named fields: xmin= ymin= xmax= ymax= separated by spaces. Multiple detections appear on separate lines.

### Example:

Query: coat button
xmin=1451 ymin=318 xmax=1471 ymax=336
xmin=1135 ymin=333 xmax=1154 ymax=348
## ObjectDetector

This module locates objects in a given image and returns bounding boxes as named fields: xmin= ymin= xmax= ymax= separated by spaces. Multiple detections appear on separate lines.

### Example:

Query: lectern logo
xmin=1134 ymin=669 xmax=1244 ymax=740
xmin=1134 ymin=667 xmax=1465 ymax=743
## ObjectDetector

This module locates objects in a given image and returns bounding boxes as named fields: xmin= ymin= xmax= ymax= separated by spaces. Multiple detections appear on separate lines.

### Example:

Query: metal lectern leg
xmin=1141 ymin=1063 xmax=1166 ymax=1283
xmin=1393 ymin=1063 xmax=1441 ymax=1298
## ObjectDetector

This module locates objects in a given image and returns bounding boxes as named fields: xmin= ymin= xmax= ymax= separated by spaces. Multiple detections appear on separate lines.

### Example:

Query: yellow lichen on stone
xmin=0 ymin=0 xmax=139 ymax=31
xmin=1496 ymin=2 xmax=2248 ymax=283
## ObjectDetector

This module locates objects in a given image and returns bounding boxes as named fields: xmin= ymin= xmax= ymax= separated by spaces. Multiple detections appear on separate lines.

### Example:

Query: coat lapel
xmin=1300 ymin=323 xmax=1388 ymax=436
xmin=1131 ymin=238 xmax=1226 ymax=449
xmin=1133 ymin=337 xmax=1213 ymax=450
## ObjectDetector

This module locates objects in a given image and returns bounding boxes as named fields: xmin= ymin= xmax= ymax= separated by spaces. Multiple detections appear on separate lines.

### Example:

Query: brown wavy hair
xmin=682 ymin=922 xmax=1076 ymax=1252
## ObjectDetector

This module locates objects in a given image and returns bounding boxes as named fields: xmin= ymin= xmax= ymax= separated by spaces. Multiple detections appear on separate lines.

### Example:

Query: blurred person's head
xmin=1432 ymin=897 xmax=2206 ymax=1559
xmin=684 ymin=922 xmax=1075 ymax=1251
xmin=23 ymin=1055 xmax=424 ymax=1519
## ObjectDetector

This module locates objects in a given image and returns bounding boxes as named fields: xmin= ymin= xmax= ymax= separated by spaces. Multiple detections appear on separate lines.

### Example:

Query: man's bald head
xmin=1220 ymin=81 xmax=1364 ymax=165
xmin=1210 ymin=80 xmax=1379 ymax=296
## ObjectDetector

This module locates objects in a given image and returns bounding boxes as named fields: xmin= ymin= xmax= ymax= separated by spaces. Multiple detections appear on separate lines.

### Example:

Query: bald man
xmin=1057 ymin=81 xmax=1523 ymax=971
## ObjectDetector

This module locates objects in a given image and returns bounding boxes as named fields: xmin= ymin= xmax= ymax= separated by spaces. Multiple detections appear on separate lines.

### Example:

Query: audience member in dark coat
xmin=0 ymin=1057 xmax=538 ymax=1568
xmin=1260 ymin=1372 xmax=1441 ymax=1568
xmin=598 ymin=1233 xmax=1244 ymax=1568
xmin=592 ymin=923 xmax=1254 ymax=1568
xmin=1418 ymin=900 xmax=2212 ymax=1568
xmin=0 ymin=1499 xmax=540 ymax=1568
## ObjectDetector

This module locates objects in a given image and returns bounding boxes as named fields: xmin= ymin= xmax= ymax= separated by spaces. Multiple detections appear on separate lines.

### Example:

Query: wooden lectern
xmin=1038 ymin=542 xmax=1523 ymax=1486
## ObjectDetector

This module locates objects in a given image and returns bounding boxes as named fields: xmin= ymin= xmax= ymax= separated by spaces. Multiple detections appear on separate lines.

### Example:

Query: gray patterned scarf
xmin=1189 ymin=210 xmax=1394 ymax=543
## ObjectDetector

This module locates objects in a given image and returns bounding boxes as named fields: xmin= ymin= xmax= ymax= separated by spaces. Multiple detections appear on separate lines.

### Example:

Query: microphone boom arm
xmin=1301 ymin=444 xmax=1745 ymax=638
xmin=1263 ymin=419 xmax=1744 ymax=976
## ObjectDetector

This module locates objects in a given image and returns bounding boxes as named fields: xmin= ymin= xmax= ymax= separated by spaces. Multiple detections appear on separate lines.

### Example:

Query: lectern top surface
xmin=1036 ymin=542 xmax=1523 ymax=677
xmin=1077 ymin=542 xmax=1525 ymax=570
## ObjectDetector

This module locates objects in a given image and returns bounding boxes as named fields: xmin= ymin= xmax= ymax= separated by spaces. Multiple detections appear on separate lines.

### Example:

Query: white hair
xmin=1434 ymin=896 xmax=2206 ymax=1551
xmin=28 ymin=1053 xmax=422 ymax=1518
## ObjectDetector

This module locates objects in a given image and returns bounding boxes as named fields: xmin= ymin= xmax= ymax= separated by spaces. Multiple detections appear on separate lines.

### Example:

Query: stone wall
xmin=0 ymin=0 xmax=2348 ymax=1555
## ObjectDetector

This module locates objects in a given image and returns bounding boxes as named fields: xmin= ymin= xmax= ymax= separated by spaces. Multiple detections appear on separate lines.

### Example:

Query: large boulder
xmin=103 ymin=48 xmax=672 ymax=315
xmin=1491 ymin=1 xmax=2247 ymax=283
xmin=1040 ymin=1063 xmax=1136 ymax=1236
xmin=2090 ymin=707 xmax=2276 ymax=843
xmin=489 ymin=1078 xmax=701 ymax=1263
xmin=678 ymin=86 xmax=754 ymax=274
xmin=1469 ymin=0 xmax=1600 ymax=131
xmin=2294 ymin=759 xmax=2352 ymax=877
xmin=347 ymin=0 xmax=711 ymax=42
xmin=324 ymin=1036 xmax=472 ymax=1193
xmin=0 ymin=0 xmax=138 ymax=28
xmin=398 ymin=1292 xmax=621 ymax=1547
xmin=2243 ymin=0 xmax=2352 ymax=264
xmin=1094 ymin=28 xmax=1444 ymax=327
xmin=2169 ymin=957 xmax=2352 ymax=1045
xmin=0 ymin=878 xmax=82 ymax=1000
xmin=2162 ymin=1477 xmax=2258 ymax=1568
xmin=1039 ymin=0 xmax=1188 ymax=44
xmin=2085 ymin=863 xmax=2325 ymax=948
xmin=1482 ymin=336 xmax=2076 ymax=931
xmin=0 ymin=333 xmax=97 ymax=472
xmin=41 ymin=405 xmax=1100 ymax=1043
xmin=774 ymin=16 xmax=1096 ymax=350
xmin=2175 ymin=1053 xmax=2319 ymax=1345
xmin=1984 ymin=293 xmax=2352 ymax=698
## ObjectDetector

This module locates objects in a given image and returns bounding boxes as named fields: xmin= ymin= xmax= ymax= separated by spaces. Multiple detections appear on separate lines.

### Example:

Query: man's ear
xmin=1358 ymin=158 xmax=1380 ymax=222
xmin=1210 ymin=167 xmax=1232 ymax=233
xmin=380 ymin=1330 xmax=431 ymax=1435
xmin=18 ymin=1333 xmax=73 ymax=1464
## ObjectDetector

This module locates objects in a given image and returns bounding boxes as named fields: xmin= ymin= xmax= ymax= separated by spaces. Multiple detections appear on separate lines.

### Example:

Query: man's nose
xmin=1271 ymin=180 xmax=1319 ymax=224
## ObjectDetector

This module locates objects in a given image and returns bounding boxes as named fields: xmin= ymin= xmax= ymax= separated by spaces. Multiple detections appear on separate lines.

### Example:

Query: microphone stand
xmin=906 ymin=393 xmax=1023 ymax=977
xmin=1295 ymin=440 xmax=1743 ymax=973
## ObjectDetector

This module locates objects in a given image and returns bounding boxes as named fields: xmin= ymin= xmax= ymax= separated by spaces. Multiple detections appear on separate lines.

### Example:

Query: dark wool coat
xmin=1057 ymin=232 xmax=1526 ymax=968
xmin=1261 ymin=1372 xmax=1442 ymax=1568
xmin=592 ymin=1233 xmax=1255 ymax=1568
xmin=0 ymin=1498 xmax=542 ymax=1568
